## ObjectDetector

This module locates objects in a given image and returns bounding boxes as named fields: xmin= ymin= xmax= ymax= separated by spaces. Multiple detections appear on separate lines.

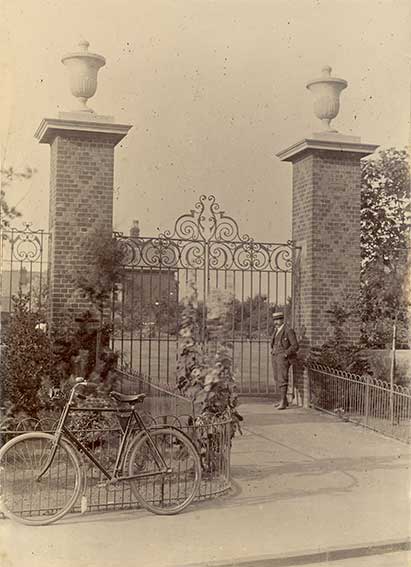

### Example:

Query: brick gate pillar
xmin=34 ymin=41 xmax=131 ymax=328
xmin=277 ymin=67 xmax=378 ymax=406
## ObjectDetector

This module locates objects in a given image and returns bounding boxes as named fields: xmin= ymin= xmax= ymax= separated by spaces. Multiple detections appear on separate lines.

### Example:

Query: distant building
xmin=115 ymin=222 xmax=179 ymax=332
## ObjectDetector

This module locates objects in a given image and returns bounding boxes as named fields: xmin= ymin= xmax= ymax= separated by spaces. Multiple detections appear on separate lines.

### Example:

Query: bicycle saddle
xmin=110 ymin=391 xmax=146 ymax=404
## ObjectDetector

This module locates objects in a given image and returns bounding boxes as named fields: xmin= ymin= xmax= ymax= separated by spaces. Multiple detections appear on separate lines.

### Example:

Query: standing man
xmin=271 ymin=311 xmax=299 ymax=410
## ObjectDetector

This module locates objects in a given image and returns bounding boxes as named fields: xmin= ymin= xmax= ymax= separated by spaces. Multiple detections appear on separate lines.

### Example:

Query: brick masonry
xmin=47 ymin=131 xmax=118 ymax=325
xmin=292 ymin=150 xmax=363 ymax=346
xmin=288 ymin=148 xmax=366 ymax=404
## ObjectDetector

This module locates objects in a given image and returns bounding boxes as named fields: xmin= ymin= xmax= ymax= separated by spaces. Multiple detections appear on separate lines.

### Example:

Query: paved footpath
xmin=0 ymin=400 xmax=410 ymax=567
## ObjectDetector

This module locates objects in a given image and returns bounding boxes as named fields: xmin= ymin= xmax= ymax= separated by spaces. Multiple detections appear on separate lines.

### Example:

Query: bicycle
xmin=0 ymin=378 xmax=201 ymax=526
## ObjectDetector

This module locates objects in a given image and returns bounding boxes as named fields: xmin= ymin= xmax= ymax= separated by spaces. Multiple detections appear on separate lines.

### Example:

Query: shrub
xmin=307 ymin=302 xmax=371 ymax=375
xmin=0 ymin=293 xmax=52 ymax=418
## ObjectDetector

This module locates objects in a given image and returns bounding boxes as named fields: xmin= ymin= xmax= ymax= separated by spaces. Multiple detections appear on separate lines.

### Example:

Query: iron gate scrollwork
xmin=112 ymin=195 xmax=298 ymax=394
xmin=0 ymin=223 xmax=50 ymax=319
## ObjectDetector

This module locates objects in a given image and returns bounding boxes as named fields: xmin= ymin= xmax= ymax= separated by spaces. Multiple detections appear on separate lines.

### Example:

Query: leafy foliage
xmin=39 ymin=313 xmax=120 ymax=446
xmin=113 ymin=265 xmax=181 ymax=336
xmin=176 ymin=283 xmax=243 ymax=440
xmin=116 ymin=289 xmax=283 ymax=340
xmin=55 ymin=231 xmax=124 ymax=412
xmin=360 ymin=148 xmax=410 ymax=347
xmin=307 ymin=303 xmax=371 ymax=376
xmin=51 ymin=232 xmax=126 ymax=435
xmin=75 ymin=231 xmax=125 ymax=318
xmin=361 ymin=148 xmax=409 ymax=266
xmin=0 ymin=293 xmax=52 ymax=417
xmin=1 ymin=166 xmax=36 ymax=229
xmin=0 ymin=232 xmax=124 ymax=421
xmin=360 ymin=253 xmax=410 ymax=347
xmin=175 ymin=284 xmax=244 ymax=473
xmin=51 ymin=314 xmax=116 ymax=382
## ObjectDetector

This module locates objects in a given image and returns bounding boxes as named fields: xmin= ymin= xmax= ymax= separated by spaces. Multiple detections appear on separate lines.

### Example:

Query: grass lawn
xmin=113 ymin=338 xmax=276 ymax=394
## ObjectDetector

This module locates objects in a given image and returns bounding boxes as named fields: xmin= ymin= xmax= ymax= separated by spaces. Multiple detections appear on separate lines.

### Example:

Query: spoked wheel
xmin=0 ymin=432 xmax=82 ymax=525
xmin=15 ymin=417 xmax=39 ymax=432
xmin=36 ymin=417 xmax=59 ymax=432
xmin=128 ymin=427 xmax=201 ymax=515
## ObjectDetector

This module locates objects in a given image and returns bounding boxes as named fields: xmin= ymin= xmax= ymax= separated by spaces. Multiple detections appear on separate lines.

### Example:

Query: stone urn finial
xmin=62 ymin=40 xmax=106 ymax=113
xmin=306 ymin=66 xmax=348 ymax=132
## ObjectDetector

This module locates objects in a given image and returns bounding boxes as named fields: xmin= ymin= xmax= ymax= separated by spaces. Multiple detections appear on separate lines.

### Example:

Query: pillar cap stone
xmin=34 ymin=116 xmax=132 ymax=145
xmin=276 ymin=134 xmax=379 ymax=162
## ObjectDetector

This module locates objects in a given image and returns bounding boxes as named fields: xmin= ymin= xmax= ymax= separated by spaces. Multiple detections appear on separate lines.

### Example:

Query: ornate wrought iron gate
xmin=112 ymin=195 xmax=298 ymax=395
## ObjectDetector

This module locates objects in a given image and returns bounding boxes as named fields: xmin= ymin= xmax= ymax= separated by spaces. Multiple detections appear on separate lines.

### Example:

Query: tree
xmin=0 ymin=166 xmax=36 ymax=229
xmin=360 ymin=148 xmax=410 ymax=347
xmin=67 ymin=231 xmax=126 ymax=381
xmin=75 ymin=230 xmax=125 ymax=322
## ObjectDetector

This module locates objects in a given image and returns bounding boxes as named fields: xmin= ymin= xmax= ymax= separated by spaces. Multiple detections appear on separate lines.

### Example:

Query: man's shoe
xmin=276 ymin=399 xmax=288 ymax=410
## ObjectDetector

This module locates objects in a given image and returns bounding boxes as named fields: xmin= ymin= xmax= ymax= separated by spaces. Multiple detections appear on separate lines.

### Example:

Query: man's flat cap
xmin=272 ymin=312 xmax=284 ymax=320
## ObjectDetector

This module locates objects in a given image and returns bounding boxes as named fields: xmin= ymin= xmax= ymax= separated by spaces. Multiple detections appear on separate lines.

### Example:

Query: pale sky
xmin=1 ymin=0 xmax=410 ymax=242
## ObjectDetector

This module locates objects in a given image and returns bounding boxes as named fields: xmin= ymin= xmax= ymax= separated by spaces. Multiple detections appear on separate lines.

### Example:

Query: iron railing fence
xmin=0 ymin=224 xmax=50 ymax=318
xmin=308 ymin=363 xmax=411 ymax=444
xmin=115 ymin=368 xmax=195 ymax=421
xmin=115 ymin=369 xmax=232 ymax=494
xmin=0 ymin=418 xmax=231 ymax=517
xmin=0 ymin=374 xmax=232 ymax=518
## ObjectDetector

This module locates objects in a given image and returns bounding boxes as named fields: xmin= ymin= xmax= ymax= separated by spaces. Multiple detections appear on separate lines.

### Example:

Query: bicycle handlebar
xmin=73 ymin=377 xmax=98 ymax=389
xmin=68 ymin=378 xmax=98 ymax=404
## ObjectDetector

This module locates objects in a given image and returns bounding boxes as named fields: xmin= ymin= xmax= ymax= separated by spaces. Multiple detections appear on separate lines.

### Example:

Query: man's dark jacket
xmin=271 ymin=323 xmax=299 ymax=358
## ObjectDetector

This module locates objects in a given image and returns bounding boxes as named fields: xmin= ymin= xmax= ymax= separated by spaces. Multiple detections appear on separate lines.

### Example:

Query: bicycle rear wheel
xmin=128 ymin=427 xmax=201 ymax=515
xmin=0 ymin=432 xmax=82 ymax=526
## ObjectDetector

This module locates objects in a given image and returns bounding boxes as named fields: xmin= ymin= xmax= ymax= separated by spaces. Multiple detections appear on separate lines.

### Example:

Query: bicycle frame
xmin=37 ymin=381 xmax=170 ymax=483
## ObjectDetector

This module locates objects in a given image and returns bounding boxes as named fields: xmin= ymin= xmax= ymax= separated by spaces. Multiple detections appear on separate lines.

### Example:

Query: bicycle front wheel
xmin=0 ymin=432 xmax=82 ymax=526
xmin=128 ymin=427 xmax=201 ymax=515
